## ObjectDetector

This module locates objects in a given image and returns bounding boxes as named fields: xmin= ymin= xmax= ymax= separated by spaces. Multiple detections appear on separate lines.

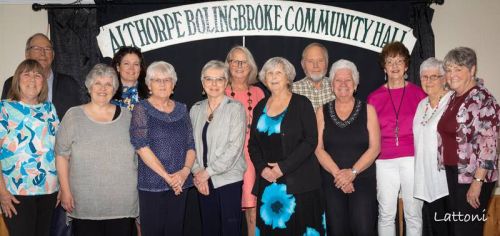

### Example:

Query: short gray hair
xmin=25 ymin=33 xmax=51 ymax=51
xmin=85 ymin=64 xmax=119 ymax=93
xmin=200 ymin=60 xmax=229 ymax=81
xmin=259 ymin=57 xmax=296 ymax=84
xmin=301 ymin=42 xmax=329 ymax=66
xmin=443 ymin=47 xmax=477 ymax=74
xmin=225 ymin=46 xmax=259 ymax=85
xmin=419 ymin=57 xmax=444 ymax=75
xmin=146 ymin=61 xmax=178 ymax=86
xmin=329 ymin=59 xmax=360 ymax=86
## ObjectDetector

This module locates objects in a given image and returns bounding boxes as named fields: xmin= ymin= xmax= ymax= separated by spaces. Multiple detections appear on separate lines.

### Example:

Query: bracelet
xmin=473 ymin=177 xmax=485 ymax=183
xmin=351 ymin=168 xmax=358 ymax=176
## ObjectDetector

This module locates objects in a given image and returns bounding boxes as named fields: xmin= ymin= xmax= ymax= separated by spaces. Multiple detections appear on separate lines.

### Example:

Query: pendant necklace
xmin=387 ymin=82 xmax=406 ymax=146
xmin=207 ymin=100 xmax=221 ymax=122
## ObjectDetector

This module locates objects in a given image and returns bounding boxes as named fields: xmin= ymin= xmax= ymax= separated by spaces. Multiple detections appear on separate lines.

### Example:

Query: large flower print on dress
xmin=303 ymin=227 xmax=320 ymax=236
xmin=260 ymin=182 xmax=296 ymax=229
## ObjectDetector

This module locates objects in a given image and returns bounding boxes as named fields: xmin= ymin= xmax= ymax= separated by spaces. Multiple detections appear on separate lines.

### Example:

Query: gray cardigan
xmin=190 ymin=96 xmax=247 ymax=189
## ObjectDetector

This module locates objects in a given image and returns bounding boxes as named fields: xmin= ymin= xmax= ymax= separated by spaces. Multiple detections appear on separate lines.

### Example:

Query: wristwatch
xmin=351 ymin=168 xmax=358 ymax=176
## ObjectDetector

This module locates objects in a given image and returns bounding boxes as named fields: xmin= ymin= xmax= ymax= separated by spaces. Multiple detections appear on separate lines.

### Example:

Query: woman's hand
xmin=60 ymin=190 xmax=75 ymax=214
xmin=268 ymin=163 xmax=283 ymax=180
xmin=261 ymin=167 xmax=277 ymax=183
xmin=194 ymin=169 xmax=210 ymax=184
xmin=334 ymin=168 xmax=356 ymax=189
xmin=341 ymin=183 xmax=355 ymax=194
xmin=170 ymin=168 xmax=191 ymax=195
xmin=163 ymin=175 xmax=182 ymax=195
xmin=194 ymin=180 xmax=210 ymax=196
xmin=466 ymin=181 xmax=483 ymax=209
xmin=0 ymin=191 xmax=19 ymax=218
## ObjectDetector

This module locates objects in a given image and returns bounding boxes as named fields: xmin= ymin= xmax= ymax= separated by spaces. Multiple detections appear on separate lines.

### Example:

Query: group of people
xmin=0 ymin=32 xmax=498 ymax=236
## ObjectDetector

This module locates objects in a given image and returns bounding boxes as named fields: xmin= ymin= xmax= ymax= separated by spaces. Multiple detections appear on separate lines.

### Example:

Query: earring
xmin=353 ymin=89 xmax=357 ymax=96
xmin=384 ymin=74 xmax=387 ymax=81
xmin=201 ymin=89 xmax=206 ymax=96
xmin=404 ymin=73 xmax=408 ymax=80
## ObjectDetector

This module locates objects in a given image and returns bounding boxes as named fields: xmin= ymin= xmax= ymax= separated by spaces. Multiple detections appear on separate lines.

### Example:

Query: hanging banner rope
xmin=97 ymin=0 xmax=417 ymax=57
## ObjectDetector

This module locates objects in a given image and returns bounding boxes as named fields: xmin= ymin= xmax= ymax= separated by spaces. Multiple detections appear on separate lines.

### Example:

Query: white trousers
xmin=376 ymin=156 xmax=422 ymax=236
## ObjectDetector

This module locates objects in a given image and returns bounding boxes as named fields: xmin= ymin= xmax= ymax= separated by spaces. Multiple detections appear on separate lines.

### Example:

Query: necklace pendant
xmin=208 ymin=113 xmax=213 ymax=122
xmin=394 ymin=126 xmax=399 ymax=146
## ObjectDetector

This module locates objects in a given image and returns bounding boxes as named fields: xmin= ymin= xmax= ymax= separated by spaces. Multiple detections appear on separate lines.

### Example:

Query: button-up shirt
xmin=292 ymin=77 xmax=335 ymax=111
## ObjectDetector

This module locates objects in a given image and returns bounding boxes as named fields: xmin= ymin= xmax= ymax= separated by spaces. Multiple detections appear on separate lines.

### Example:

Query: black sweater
xmin=248 ymin=93 xmax=321 ymax=194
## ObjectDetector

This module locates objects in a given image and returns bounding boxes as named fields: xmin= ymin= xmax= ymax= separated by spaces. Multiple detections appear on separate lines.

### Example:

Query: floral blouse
xmin=111 ymin=85 xmax=140 ymax=110
xmin=0 ymin=100 xmax=59 ymax=195
xmin=438 ymin=79 xmax=500 ymax=183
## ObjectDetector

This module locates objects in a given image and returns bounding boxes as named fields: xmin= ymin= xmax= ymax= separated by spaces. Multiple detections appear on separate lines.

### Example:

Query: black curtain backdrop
xmin=47 ymin=1 xmax=436 ymax=236
xmin=49 ymin=1 xmax=436 ymax=108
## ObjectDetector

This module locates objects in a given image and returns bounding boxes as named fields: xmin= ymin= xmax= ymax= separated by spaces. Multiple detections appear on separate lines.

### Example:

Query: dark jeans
xmin=139 ymin=189 xmax=188 ymax=236
xmin=444 ymin=166 xmax=495 ymax=236
xmin=198 ymin=180 xmax=242 ymax=236
xmin=3 ymin=192 xmax=57 ymax=236
xmin=72 ymin=218 xmax=135 ymax=236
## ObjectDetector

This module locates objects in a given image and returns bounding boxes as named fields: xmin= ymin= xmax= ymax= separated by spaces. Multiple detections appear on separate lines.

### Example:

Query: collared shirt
xmin=292 ymin=77 xmax=335 ymax=111
xmin=47 ymin=70 xmax=54 ymax=102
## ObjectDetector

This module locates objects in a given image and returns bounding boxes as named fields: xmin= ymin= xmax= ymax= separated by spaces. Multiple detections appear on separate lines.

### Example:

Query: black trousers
xmin=422 ymin=196 xmax=449 ymax=236
xmin=198 ymin=180 xmax=242 ymax=236
xmin=324 ymin=176 xmax=377 ymax=236
xmin=72 ymin=218 xmax=135 ymax=236
xmin=139 ymin=189 xmax=188 ymax=236
xmin=444 ymin=166 xmax=495 ymax=236
xmin=3 ymin=192 xmax=57 ymax=236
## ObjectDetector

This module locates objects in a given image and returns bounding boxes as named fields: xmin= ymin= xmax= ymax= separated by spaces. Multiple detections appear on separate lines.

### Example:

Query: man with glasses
xmin=1 ymin=33 xmax=85 ymax=119
xmin=292 ymin=42 xmax=335 ymax=111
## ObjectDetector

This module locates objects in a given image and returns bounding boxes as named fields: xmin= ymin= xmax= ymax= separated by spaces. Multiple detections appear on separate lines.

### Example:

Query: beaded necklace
xmin=420 ymin=95 xmax=443 ymax=126
xmin=230 ymin=85 xmax=253 ymax=111
xmin=230 ymin=85 xmax=253 ymax=131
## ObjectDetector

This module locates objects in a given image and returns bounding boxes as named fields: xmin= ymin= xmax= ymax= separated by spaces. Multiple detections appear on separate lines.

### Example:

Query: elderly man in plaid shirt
xmin=292 ymin=42 xmax=335 ymax=111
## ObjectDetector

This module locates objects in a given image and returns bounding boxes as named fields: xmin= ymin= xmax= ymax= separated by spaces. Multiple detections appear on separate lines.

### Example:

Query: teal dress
xmin=255 ymin=107 xmax=325 ymax=236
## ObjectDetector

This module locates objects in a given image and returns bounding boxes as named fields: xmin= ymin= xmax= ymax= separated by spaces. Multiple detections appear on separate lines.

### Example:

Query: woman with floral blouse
xmin=437 ymin=47 xmax=499 ymax=236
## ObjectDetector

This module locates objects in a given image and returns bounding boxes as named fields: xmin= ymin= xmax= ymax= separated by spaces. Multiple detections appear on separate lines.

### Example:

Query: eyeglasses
xmin=385 ymin=59 xmax=405 ymax=67
xmin=151 ymin=78 xmax=172 ymax=84
xmin=333 ymin=79 xmax=354 ymax=84
xmin=203 ymin=76 xmax=226 ymax=85
xmin=421 ymin=75 xmax=443 ymax=82
xmin=28 ymin=46 xmax=53 ymax=54
xmin=229 ymin=60 xmax=248 ymax=68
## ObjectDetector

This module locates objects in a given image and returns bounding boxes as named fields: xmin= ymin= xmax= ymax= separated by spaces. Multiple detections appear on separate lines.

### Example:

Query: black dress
xmin=322 ymin=99 xmax=377 ymax=236
xmin=255 ymin=107 xmax=325 ymax=236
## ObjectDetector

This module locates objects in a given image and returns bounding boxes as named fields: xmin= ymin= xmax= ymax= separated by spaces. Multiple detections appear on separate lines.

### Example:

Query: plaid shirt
xmin=292 ymin=77 xmax=335 ymax=111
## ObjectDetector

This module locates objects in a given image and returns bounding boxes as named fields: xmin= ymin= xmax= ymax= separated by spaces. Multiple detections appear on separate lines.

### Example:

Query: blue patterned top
xmin=111 ymin=85 xmax=140 ymax=110
xmin=256 ymin=107 xmax=287 ymax=136
xmin=130 ymin=99 xmax=195 ymax=191
xmin=0 ymin=100 xmax=59 ymax=195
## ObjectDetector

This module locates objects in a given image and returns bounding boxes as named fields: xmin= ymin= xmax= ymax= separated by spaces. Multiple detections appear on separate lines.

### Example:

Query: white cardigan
xmin=190 ymin=96 xmax=247 ymax=189
xmin=413 ymin=91 xmax=452 ymax=202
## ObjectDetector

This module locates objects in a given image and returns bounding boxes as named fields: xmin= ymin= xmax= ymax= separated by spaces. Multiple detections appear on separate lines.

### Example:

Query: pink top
xmin=224 ymin=85 xmax=265 ymax=207
xmin=368 ymin=82 xmax=426 ymax=159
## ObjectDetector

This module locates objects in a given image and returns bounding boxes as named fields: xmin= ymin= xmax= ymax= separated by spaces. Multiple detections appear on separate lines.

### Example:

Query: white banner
xmin=97 ymin=0 xmax=417 ymax=58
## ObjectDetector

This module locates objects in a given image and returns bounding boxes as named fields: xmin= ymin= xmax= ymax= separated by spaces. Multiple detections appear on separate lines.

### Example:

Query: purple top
xmin=130 ymin=99 xmax=195 ymax=192
xmin=368 ymin=82 xmax=426 ymax=159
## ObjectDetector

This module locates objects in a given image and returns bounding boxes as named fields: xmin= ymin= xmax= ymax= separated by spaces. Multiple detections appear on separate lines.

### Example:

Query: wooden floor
xmin=1 ymin=196 xmax=499 ymax=236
